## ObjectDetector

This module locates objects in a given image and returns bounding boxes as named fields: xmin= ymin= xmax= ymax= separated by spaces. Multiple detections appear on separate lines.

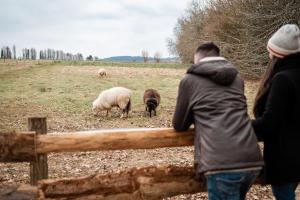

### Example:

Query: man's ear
xmin=194 ymin=52 xmax=205 ymax=64
xmin=194 ymin=53 xmax=201 ymax=64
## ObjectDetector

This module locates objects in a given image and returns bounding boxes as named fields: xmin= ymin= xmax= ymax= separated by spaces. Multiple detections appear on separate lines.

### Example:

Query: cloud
xmin=0 ymin=0 xmax=191 ymax=58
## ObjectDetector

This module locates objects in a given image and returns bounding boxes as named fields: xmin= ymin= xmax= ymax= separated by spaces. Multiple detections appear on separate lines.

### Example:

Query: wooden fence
xmin=1 ymin=117 xmax=208 ymax=200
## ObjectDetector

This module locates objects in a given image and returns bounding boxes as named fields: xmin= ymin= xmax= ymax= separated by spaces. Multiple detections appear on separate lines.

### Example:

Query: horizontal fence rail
xmin=0 ymin=128 xmax=194 ymax=161
xmin=37 ymin=128 xmax=194 ymax=153
xmin=0 ymin=131 xmax=36 ymax=162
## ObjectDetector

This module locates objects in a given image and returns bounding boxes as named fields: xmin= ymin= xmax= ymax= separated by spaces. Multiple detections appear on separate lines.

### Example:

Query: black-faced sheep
xmin=93 ymin=87 xmax=132 ymax=118
xmin=143 ymin=89 xmax=160 ymax=117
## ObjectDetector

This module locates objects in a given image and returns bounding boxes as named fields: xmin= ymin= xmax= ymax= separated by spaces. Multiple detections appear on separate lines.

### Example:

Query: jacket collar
xmin=199 ymin=56 xmax=227 ymax=63
xmin=274 ymin=52 xmax=300 ymax=73
xmin=187 ymin=56 xmax=238 ymax=86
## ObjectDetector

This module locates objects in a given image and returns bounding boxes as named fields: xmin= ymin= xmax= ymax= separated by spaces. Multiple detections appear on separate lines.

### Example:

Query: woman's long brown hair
xmin=253 ymin=57 xmax=279 ymax=117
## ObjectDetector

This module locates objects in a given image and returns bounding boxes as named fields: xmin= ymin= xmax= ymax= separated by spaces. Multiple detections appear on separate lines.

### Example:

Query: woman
xmin=253 ymin=24 xmax=300 ymax=200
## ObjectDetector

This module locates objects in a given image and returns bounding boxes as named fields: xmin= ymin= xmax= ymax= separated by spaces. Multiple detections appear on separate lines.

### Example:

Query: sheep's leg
xmin=121 ymin=109 xmax=128 ymax=118
xmin=149 ymin=110 xmax=152 ymax=118
xmin=106 ymin=109 xmax=111 ymax=117
xmin=154 ymin=109 xmax=157 ymax=116
xmin=93 ymin=109 xmax=100 ymax=116
xmin=120 ymin=111 xmax=125 ymax=118
xmin=145 ymin=106 xmax=148 ymax=111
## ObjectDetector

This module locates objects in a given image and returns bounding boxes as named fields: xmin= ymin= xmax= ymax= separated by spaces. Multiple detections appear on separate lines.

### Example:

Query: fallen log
xmin=0 ymin=131 xmax=36 ymax=162
xmin=1 ymin=165 xmax=262 ymax=200
xmin=39 ymin=165 xmax=202 ymax=200
xmin=36 ymin=128 xmax=194 ymax=154
xmin=0 ymin=184 xmax=40 ymax=200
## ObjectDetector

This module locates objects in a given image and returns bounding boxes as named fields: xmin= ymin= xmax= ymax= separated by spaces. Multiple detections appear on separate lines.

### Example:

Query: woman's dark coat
xmin=252 ymin=52 xmax=300 ymax=184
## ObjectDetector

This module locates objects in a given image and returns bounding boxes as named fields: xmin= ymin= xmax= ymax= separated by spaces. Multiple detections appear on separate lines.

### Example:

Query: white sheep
xmin=92 ymin=87 xmax=132 ymax=118
xmin=97 ymin=68 xmax=107 ymax=77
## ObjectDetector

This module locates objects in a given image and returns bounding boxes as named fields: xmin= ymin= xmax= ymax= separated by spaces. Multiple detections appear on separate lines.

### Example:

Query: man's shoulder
xmin=180 ymin=73 xmax=203 ymax=87
xmin=181 ymin=73 xmax=192 ymax=81
xmin=181 ymin=73 xmax=205 ymax=82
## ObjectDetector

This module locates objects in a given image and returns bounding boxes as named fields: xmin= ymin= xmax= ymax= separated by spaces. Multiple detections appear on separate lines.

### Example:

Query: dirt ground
xmin=0 ymin=61 xmax=299 ymax=199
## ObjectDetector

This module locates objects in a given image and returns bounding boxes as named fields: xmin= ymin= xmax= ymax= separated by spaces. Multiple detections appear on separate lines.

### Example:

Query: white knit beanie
xmin=267 ymin=24 xmax=300 ymax=58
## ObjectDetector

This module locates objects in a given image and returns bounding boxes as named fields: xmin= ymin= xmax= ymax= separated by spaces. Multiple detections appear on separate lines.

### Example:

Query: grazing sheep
xmin=93 ymin=87 xmax=132 ymax=118
xmin=97 ymin=68 xmax=107 ymax=77
xmin=143 ymin=89 xmax=161 ymax=117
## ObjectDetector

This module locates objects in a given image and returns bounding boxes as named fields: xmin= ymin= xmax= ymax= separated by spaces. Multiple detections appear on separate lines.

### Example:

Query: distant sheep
xmin=92 ymin=87 xmax=132 ymax=118
xmin=97 ymin=68 xmax=107 ymax=77
xmin=143 ymin=89 xmax=161 ymax=117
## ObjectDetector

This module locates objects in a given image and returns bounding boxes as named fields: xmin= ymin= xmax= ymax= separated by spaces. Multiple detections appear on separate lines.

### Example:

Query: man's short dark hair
xmin=195 ymin=42 xmax=220 ymax=57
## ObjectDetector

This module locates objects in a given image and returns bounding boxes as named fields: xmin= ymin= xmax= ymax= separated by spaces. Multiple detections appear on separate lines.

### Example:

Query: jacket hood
xmin=187 ymin=57 xmax=238 ymax=86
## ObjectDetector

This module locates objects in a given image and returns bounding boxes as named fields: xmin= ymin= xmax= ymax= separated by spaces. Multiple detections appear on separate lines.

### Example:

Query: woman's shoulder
xmin=271 ymin=72 xmax=295 ymax=90
xmin=270 ymin=69 xmax=300 ymax=97
xmin=274 ymin=67 xmax=300 ymax=82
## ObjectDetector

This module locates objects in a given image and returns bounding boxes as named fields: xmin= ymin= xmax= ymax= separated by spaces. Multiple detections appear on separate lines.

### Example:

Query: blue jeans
xmin=206 ymin=170 xmax=260 ymax=200
xmin=272 ymin=182 xmax=299 ymax=200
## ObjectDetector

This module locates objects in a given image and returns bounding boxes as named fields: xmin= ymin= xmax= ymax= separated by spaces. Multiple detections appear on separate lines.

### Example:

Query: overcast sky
xmin=0 ymin=0 xmax=191 ymax=58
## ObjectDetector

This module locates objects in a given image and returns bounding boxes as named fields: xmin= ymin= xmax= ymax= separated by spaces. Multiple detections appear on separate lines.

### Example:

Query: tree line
xmin=168 ymin=0 xmax=300 ymax=77
xmin=39 ymin=49 xmax=83 ymax=61
xmin=1 ymin=45 xmax=16 ymax=60
xmin=141 ymin=50 xmax=162 ymax=63
xmin=1 ymin=45 xmax=84 ymax=61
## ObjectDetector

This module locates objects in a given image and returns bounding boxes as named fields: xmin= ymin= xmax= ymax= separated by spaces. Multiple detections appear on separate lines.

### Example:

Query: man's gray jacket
xmin=173 ymin=57 xmax=264 ymax=174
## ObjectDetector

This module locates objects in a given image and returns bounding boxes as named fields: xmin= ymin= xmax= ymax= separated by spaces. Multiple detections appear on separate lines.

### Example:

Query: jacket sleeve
xmin=172 ymin=77 xmax=194 ymax=132
xmin=252 ymin=74 xmax=293 ymax=140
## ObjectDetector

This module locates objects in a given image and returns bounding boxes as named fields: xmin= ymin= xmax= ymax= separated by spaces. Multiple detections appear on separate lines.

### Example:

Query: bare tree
xmin=12 ymin=45 xmax=16 ymax=59
xmin=154 ymin=52 xmax=162 ymax=63
xmin=40 ymin=50 xmax=44 ymax=60
xmin=86 ymin=55 xmax=93 ymax=61
xmin=1 ymin=47 xmax=5 ymax=62
xmin=30 ymin=48 xmax=36 ymax=60
xmin=169 ymin=0 xmax=300 ymax=76
xmin=141 ymin=50 xmax=149 ymax=63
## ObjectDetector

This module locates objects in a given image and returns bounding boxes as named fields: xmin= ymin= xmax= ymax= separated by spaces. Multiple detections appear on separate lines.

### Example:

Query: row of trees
xmin=2 ymin=45 xmax=164 ymax=63
xmin=22 ymin=48 xmax=37 ymax=60
xmin=1 ymin=45 xmax=84 ymax=61
xmin=1 ymin=45 xmax=16 ymax=60
xmin=141 ymin=50 xmax=162 ymax=63
xmin=86 ymin=55 xmax=100 ymax=61
xmin=168 ymin=0 xmax=300 ymax=77
xmin=39 ymin=49 xmax=83 ymax=61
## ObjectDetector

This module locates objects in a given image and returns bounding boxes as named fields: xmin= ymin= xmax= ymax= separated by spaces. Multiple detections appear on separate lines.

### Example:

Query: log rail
xmin=0 ymin=128 xmax=194 ymax=161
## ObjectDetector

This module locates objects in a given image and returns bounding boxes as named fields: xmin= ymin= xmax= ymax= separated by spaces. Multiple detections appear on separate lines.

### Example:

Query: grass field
xmin=0 ymin=60 xmax=189 ymax=132
xmin=0 ymin=59 xmax=258 ymax=132
xmin=1 ymin=60 xmax=285 ymax=200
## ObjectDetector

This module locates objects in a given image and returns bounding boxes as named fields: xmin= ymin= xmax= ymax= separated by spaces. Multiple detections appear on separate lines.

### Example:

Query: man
xmin=173 ymin=42 xmax=264 ymax=199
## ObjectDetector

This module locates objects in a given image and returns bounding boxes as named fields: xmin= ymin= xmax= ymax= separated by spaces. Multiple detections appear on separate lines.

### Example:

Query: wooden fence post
xmin=28 ymin=117 xmax=48 ymax=185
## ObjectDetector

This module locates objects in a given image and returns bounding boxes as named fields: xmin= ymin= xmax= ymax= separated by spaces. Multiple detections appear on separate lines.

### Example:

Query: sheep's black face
xmin=146 ymin=98 xmax=158 ymax=117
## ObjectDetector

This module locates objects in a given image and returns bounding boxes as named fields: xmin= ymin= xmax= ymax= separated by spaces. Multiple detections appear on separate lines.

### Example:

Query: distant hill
xmin=102 ymin=56 xmax=178 ymax=63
